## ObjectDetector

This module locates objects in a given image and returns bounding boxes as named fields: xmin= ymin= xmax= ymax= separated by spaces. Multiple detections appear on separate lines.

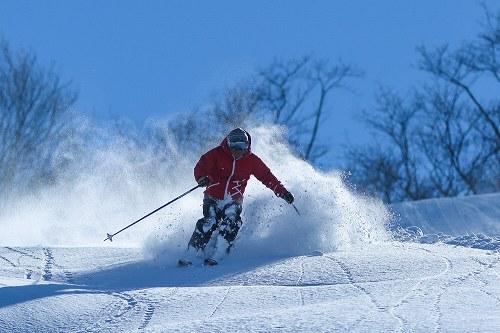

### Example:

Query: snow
xmin=391 ymin=193 xmax=500 ymax=251
xmin=1 ymin=191 xmax=499 ymax=333
xmin=0 ymin=126 xmax=499 ymax=332
xmin=392 ymin=192 xmax=500 ymax=236
xmin=1 ymin=242 xmax=499 ymax=332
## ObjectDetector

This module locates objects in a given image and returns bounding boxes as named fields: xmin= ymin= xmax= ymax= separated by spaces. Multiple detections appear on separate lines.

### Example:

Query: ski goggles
xmin=228 ymin=141 xmax=249 ymax=151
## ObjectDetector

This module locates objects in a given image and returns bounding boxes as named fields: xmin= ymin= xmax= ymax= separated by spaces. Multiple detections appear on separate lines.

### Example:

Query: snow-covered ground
xmin=1 ymin=193 xmax=499 ymax=332
xmin=0 ymin=128 xmax=499 ymax=332
xmin=393 ymin=192 xmax=500 ymax=236
xmin=1 ymin=242 xmax=499 ymax=332
xmin=392 ymin=193 xmax=500 ymax=251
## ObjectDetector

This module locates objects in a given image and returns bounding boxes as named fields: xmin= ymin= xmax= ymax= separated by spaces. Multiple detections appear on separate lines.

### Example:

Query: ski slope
xmin=0 ymin=126 xmax=499 ymax=332
xmin=0 ymin=242 xmax=499 ymax=332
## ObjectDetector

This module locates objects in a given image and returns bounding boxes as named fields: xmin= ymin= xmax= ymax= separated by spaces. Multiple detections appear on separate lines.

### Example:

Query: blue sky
xmin=0 ymin=0 xmax=496 ymax=167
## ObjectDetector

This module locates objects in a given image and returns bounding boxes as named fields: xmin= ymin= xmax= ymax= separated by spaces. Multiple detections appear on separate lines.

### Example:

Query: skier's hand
xmin=197 ymin=176 xmax=210 ymax=187
xmin=282 ymin=191 xmax=294 ymax=204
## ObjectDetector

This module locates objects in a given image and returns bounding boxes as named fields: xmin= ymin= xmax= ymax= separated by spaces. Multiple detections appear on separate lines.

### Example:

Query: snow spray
xmin=0 ymin=121 xmax=390 ymax=259
xmin=144 ymin=125 xmax=391 ymax=262
xmin=0 ymin=118 xmax=200 ymax=247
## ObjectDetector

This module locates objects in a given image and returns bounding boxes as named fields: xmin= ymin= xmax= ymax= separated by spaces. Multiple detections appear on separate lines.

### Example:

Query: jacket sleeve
xmin=194 ymin=149 xmax=217 ymax=183
xmin=251 ymin=155 xmax=287 ymax=197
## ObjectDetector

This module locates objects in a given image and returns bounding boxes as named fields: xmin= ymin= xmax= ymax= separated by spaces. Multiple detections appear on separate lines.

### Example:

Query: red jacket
xmin=194 ymin=131 xmax=287 ymax=202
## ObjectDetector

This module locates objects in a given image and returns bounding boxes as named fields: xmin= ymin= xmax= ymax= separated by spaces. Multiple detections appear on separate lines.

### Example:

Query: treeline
xmin=344 ymin=7 xmax=499 ymax=202
xmin=0 ymin=7 xmax=498 ymax=203
xmin=0 ymin=39 xmax=77 ymax=194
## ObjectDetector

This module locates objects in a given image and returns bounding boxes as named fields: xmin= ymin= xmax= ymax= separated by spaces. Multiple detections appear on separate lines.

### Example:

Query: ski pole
xmin=104 ymin=184 xmax=202 ymax=242
xmin=291 ymin=203 xmax=301 ymax=216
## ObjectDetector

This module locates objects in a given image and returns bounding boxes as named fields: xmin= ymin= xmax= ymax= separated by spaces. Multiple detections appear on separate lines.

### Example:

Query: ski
xmin=177 ymin=258 xmax=218 ymax=267
xmin=177 ymin=259 xmax=192 ymax=267
xmin=204 ymin=258 xmax=218 ymax=266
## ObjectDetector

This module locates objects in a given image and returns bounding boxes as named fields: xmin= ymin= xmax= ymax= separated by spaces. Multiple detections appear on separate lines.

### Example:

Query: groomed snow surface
xmin=1 ymin=193 xmax=499 ymax=332
xmin=1 ymin=243 xmax=499 ymax=333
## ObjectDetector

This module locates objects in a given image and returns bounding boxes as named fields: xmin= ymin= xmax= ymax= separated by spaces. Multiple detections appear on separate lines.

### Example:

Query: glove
xmin=197 ymin=176 xmax=210 ymax=187
xmin=282 ymin=191 xmax=294 ymax=204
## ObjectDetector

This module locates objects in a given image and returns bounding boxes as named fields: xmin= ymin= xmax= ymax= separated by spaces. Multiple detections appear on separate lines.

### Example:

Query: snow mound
xmin=392 ymin=192 xmax=500 ymax=235
xmin=391 ymin=192 xmax=500 ymax=251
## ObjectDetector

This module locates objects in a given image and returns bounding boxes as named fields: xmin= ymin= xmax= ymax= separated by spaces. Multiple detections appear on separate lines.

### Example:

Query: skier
xmin=181 ymin=128 xmax=294 ymax=266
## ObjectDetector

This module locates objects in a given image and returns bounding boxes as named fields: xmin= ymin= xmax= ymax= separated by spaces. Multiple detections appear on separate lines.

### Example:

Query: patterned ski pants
xmin=188 ymin=197 xmax=242 ymax=252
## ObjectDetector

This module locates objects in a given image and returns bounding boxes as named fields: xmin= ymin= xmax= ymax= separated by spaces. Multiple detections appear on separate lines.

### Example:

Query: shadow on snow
xmin=0 ymin=255 xmax=287 ymax=309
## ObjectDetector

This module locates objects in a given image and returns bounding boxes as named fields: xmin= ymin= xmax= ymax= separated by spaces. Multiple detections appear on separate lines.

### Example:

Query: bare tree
xmin=210 ymin=84 xmax=261 ymax=132
xmin=166 ymin=56 xmax=361 ymax=165
xmin=467 ymin=4 xmax=500 ymax=81
xmin=418 ymin=45 xmax=500 ymax=143
xmin=304 ymin=60 xmax=362 ymax=161
xmin=416 ymin=6 xmax=499 ymax=194
xmin=257 ymin=57 xmax=362 ymax=162
xmin=164 ymin=83 xmax=261 ymax=156
xmin=343 ymin=6 xmax=499 ymax=203
xmin=257 ymin=56 xmax=314 ymax=127
xmin=344 ymin=144 xmax=402 ymax=203
xmin=0 ymin=39 xmax=77 ymax=194
xmin=417 ymin=6 xmax=499 ymax=144
xmin=345 ymin=88 xmax=431 ymax=202
xmin=167 ymin=108 xmax=218 ymax=154
xmin=346 ymin=81 xmax=498 ymax=202
xmin=416 ymin=83 xmax=498 ymax=195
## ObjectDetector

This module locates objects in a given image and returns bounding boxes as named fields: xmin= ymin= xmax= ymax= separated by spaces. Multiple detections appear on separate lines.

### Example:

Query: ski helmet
xmin=227 ymin=128 xmax=249 ymax=151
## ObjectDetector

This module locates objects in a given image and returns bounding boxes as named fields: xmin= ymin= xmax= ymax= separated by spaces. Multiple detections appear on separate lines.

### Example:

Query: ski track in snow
xmin=4 ymin=247 xmax=45 ymax=281
xmin=323 ymin=254 xmax=387 ymax=310
xmin=4 ymin=247 xmax=42 ymax=260
xmin=385 ymin=245 xmax=500 ymax=333
xmin=4 ymin=247 xmax=74 ymax=284
xmin=108 ymin=292 xmax=138 ymax=321
xmin=82 ymin=290 xmax=142 ymax=332
xmin=387 ymin=244 xmax=452 ymax=333
xmin=324 ymin=254 xmax=391 ymax=331
xmin=429 ymin=251 xmax=500 ymax=333
xmin=79 ymin=291 xmax=137 ymax=332
xmin=135 ymin=288 xmax=179 ymax=331
xmin=136 ymin=289 xmax=163 ymax=331
xmin=416 ymin=248 xmax=450 ymax=333
xmin=471 ymin=256 xmax=500 ymax=303
xmin=41 ymin=248 xmax=54 ymax=281
xmin=0 ymin=254 xmax=16 ymax=267
xmin=432 ymin=255 xmax=464 ymax=333
xmin=39 ymin=248 xmax=75 ymax=284
xmin=209 ymin=286 xmax=232 ymax=318
xmin=432 ymin=251 xmax=500 ymax=333
xmin=97 ymin=288 xmax=176 ymax=331
xmin=4 ymin=246 xmax=41 ymax=268
xmin=0 ymin=247 xmax=169 ymax=333
xmin=322 ymin=254 xmax=395 ymax=331
xmin=139 ymin=302 xmax=155 ymax=331
xmin=2 ymin=244 xmax=500 ymax=332
xmin=296 ymin=256 xmax=305 ymax=306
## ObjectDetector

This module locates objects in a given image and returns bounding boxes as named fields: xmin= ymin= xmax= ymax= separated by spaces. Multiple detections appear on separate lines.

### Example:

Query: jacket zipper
xmin=224 ymin=156 xmax=236 ymax=199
